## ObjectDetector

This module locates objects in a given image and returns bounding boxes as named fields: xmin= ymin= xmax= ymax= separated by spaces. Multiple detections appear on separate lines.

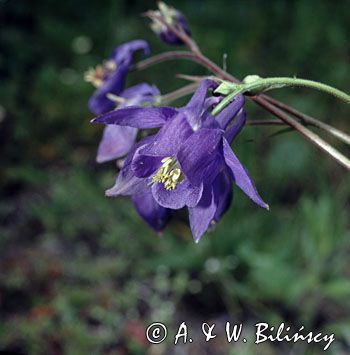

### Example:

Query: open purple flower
xmin=85 ymin=40 xmax=150 ymax=115
xmin=150 ymin=2 xmax=191 ymax=45
xmin=93 ymin=80 xmax=268 ymax=241
xmin=96 ymin=83 xmax=160 ymax=163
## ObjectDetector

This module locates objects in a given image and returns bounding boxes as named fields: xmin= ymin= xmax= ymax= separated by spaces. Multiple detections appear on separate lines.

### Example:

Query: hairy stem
xmin=224 ymin=77 xmax=350 ymax=104
xmin=212 ymin=77 xmax=350 ymax=115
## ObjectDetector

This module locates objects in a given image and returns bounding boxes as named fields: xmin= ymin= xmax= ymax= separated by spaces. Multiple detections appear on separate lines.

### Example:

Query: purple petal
xmin=159 ymin=31 xmax=184 ymax=45
xmin=131 ymin=146 xmax=163 ymax=178
xmin=222 ymin=138 xmax=269 ymax=209
xmin=96 ymin=83 xmax=161 ymax=163
xmin=105 ymin=135 xmax=156 ymax=197
xmin=112 ymin=40 xmax=150 ymax=65
xmin=121 ymin=83 xmax=160 ymax=104
xmin=186 ymin=79 xmax=218 ymax=112
xmin=215 ymin=95 xmax=245 ymax=129
xmin=188 ymin=185 xmax=216 ymax=242
xmin=152 ymin=180 xmax=203 ymax=209
xmin=183 ymin=80 xmax=218 ymax=129
xmin=203 ymin=96 xmax=222 ymax=111
xmin=201 ymin=112 xmax=221 ymax=130
xmin=106 ymin=171 xmax=148 ymax=197
xmin=158 ymin=14 xmax=191 ymax=45
xmin=123 ymin=134 xmax=157 ymax=168
xmin=93 ymin=106 xmax=178 ymax=129
xmin=132 ymin=190 xmax=171 ymax=232
xmin=177 ymin=128 xmax=224 ymax=186
xmin=212 ymin=170 xmax=233 ymax=221
xmin=177 ymin=13 xmax=191 ymax=36
xmin=88 ymin=64 xmax=128 ymax=115
xmin=225 ymin=108 xmax=247 ymax=143
xmin=96 ymin=125 xmax=138 ymax=163
xmin=140 ymin=112 xmax=193 ymax=157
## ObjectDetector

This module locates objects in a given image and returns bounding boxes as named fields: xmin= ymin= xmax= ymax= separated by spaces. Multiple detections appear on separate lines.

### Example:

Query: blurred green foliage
xmin=0 ymin=0 xmax=350 ymax=354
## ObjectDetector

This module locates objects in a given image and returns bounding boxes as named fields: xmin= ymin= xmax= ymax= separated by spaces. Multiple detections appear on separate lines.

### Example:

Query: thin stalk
xmin=263 ymin=95 xmax=350 ymax=145
xmin=246 ymin=119 xmax=286 ymax=126
xmin=243 ymin=77 xmax=349 ymax=104
xmin=274 ymin=77 xmax=350 ymax=103
xmin=135 ymin=51 xmax=197 ymax=71
xmin=176 ymin=74 xmax=216 ymax=83
xmin=160 ymin=83 xmax=198 ymax=105
xmin=253 ymin=97 xmax=350 ymax=170
xmin=213 ymin=77 xmax=350 ymax=115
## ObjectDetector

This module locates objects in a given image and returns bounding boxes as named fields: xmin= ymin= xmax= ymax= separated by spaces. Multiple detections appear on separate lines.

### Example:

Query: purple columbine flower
xmin=85 ymin=40 xmax=150 ymax=115
xmin=93 ymin=80 xmax=268 ymax=242
xmin=150 ymin=2 xmax=191 ymax=45
xmin=96 ymin=83 xmax=160 ymax=163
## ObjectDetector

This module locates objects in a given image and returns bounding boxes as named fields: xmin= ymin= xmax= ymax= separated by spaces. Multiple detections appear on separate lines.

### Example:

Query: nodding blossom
xmin=150 ymin=2 xmax=191 ymax=45
xmin=93 ymin=80 xmax=268 ymax=241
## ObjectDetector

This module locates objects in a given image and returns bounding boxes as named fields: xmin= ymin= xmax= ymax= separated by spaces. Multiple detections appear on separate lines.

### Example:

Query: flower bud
xmin=150 ymin=2 xmax=191 ymax=45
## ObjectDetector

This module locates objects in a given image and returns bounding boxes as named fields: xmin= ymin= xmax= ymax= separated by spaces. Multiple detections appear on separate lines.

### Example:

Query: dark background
xmin=1 ymin=0 xmax=350 ymax=354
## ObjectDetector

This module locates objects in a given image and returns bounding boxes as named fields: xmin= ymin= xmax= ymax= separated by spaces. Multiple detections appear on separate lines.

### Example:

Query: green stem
xmin=213 ymin=77 xmax=350 ymax=115
xmin=251 ymin=77 xmax=350 ymax=103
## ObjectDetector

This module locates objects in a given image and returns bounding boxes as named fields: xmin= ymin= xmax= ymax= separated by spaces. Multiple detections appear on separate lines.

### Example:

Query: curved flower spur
xmin=93 ymin=80 xmax=269 ymax=242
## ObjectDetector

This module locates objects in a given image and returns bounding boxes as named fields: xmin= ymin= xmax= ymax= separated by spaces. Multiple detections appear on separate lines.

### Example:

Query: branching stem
xmin=136 ymin=16 xmax=350 ymax=169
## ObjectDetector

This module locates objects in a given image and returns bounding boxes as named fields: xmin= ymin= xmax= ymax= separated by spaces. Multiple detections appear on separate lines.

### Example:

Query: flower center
xmin=152 ymin=157 xmax=184 ymax=190
xmin=84 ymin=60 xmax=117 ymax=88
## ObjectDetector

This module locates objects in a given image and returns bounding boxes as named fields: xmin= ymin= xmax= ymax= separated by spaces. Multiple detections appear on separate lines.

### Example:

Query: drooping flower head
xmin=150 ymin=2 xmax=191 ymax=45
xmin=96 ymin=83 xmax=160 ymax=163
xmin=93 ymin=80 xmax=269 ymax=241
xmin=85 ymin=40 xmax=150 ymax=115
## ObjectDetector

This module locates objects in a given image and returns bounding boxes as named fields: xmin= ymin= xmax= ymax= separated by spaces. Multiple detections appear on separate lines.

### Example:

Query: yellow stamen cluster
xmin=84 ymin=60 xmax=117 ymax=88
xmin=152 ymin=157 xmax=184 ymax=190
